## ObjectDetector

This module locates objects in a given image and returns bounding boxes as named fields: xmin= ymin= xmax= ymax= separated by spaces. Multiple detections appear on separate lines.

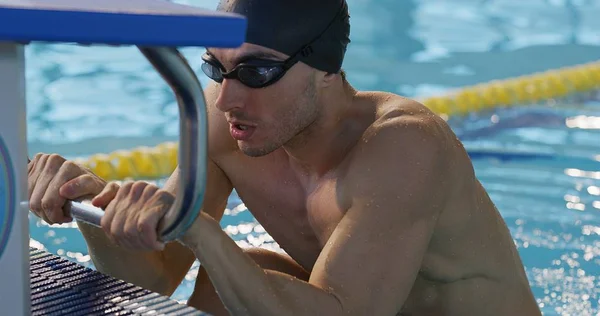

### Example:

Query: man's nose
xmin=214 ymin=79 xmax=248 ymax=113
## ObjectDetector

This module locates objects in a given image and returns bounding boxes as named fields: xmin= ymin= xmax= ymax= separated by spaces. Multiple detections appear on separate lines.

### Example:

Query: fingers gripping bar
xmin=35 ymin=47 xmax=208 ymax=242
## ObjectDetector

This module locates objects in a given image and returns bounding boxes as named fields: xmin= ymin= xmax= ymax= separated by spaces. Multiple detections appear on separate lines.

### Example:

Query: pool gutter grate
xmin=29 ymin=247 xmax=205 ymax=315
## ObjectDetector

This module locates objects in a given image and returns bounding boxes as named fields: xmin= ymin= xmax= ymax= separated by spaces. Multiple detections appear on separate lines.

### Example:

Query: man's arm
xmin=80 ymin=81 xmax=237 ymax=295
xmin=79 ymin=158 xmax=233 ymax=295
xmin=181 ymin=116 xmax=453 ymax=315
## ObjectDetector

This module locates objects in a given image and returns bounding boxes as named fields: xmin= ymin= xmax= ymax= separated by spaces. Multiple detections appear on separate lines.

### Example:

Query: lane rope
xmin=73 ymin=61 xmax=600 ymax=180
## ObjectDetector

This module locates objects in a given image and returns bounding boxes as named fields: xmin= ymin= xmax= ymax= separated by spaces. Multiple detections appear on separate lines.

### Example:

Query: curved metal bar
xmin=68 ymin=46 xmax=207 ymax=242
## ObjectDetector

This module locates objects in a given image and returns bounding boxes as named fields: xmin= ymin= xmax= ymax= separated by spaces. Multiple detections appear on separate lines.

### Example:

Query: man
xmin=27 ymin=0 xmax=542 ymax=315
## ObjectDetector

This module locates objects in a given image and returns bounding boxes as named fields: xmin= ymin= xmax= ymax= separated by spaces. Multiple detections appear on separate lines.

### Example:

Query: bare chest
xmin=223 ymin=158 xmax=347 ymax=270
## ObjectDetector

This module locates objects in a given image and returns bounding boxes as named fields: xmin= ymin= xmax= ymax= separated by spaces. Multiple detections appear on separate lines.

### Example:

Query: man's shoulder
xmin=359 ymin=92 xmax=452 ymax=152
xmin=335 ymin=93 xmax=463 ymax=219
xmin=345 ymin=92 xmax=466 ymax=185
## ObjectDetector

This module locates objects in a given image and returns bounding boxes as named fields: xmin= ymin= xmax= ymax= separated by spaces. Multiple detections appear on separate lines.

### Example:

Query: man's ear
xmin=320 ymin=72 xmax=339 ymax=88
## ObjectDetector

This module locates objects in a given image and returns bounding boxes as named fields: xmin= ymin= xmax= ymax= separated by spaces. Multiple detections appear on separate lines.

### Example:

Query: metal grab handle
xmin=67 ymin=46 xmax=207 ymax=242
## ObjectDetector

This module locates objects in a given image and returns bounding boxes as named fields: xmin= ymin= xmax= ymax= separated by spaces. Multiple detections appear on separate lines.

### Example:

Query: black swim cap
xmin=216 ymin=0 xmax=351 ymax=74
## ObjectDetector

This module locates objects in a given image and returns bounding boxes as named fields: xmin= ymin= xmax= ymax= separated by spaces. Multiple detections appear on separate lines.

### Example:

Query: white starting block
xmin=0 ymin=1 xmax=246 ymax=315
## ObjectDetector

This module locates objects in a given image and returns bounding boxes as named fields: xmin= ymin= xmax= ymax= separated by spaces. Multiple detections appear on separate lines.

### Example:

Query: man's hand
xmin=28 ymin=153 xmax=107 ymax=224
xmin=95 ymin=181 xmax=175 ymax=251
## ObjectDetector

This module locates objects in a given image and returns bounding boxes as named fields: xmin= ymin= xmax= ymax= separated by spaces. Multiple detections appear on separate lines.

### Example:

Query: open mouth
xmin=229 ymin=123 xmax=256 ymax=141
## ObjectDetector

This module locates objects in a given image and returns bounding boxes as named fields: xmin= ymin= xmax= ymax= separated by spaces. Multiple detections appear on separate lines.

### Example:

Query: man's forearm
xmin=76 ymin=171 xmax=183 ymax=294
xmin=182 ymin=213 xmax=344 ymax=316
xmin=77 ymin=221 xmax=174 ymax=295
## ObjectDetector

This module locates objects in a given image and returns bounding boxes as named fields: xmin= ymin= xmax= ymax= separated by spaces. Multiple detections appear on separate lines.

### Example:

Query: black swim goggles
xmin=200 ymin=51 xmax=304 ymax=89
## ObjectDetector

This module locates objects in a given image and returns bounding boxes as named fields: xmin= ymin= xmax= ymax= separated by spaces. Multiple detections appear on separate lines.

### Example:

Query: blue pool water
xmin=24 ymin=0 xmax=600 ymax=315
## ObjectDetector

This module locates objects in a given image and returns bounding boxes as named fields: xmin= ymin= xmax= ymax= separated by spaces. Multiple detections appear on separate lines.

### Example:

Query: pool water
xmin=25 ymin=0 xmax=600 ymax=315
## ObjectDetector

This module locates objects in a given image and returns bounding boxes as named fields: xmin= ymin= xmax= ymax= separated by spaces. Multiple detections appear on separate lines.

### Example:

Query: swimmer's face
xmin=207 ymin=43 xmax=320 ymax=157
